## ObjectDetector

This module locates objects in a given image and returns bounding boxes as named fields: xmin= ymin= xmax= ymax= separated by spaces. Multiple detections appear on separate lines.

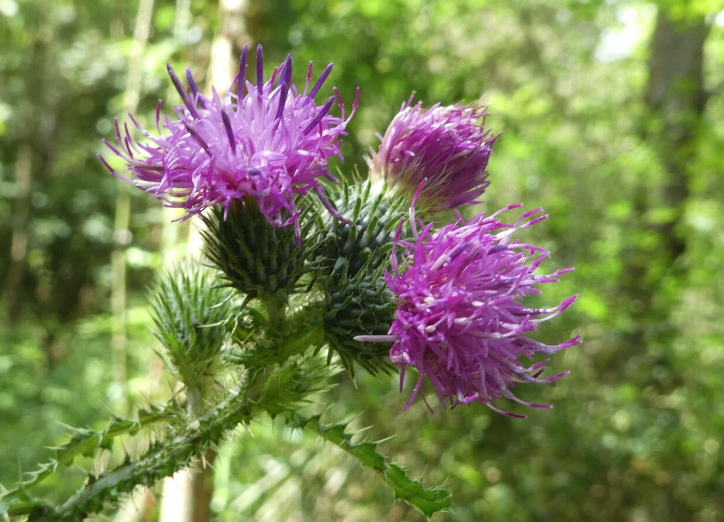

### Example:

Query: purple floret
xmin=361 ymin=198 xmax=580 ymax=417
xmin=368 ymin=98 xmax=495 ymax=210
xmin=100 ymin=45 xmax=359 ymax=237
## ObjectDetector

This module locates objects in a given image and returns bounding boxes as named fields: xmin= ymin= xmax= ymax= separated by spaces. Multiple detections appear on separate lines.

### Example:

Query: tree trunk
xmin=645 ymin=9 xmax=708 ymax=263
xmin=4 ymin=11 xmax=63 ymax=369
xmin=5 ymin=144 xmax=33 ymax=326
xmin=4 ymin=9 xmax=57 ymax=328
xmin=188 ymin=447 xmax=219 ymax=522
xmin=107 ymin=1 xmax=155 ymax=519
xmin=622 ymin=8 xmax=709 ymax=345
xmin=107 ymin=1 xmax=156 ymax=520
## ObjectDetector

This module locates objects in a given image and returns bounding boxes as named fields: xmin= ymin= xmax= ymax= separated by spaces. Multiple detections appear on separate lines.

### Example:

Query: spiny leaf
xmin=10 ymin=352 xmax=333 ymax=521
xmin=0 ymin=402 xmax=181 ymax=502
xmin=0 ymin=489 xmax=47 ymax=519
xmin=291 ymin=413 xmax=452 ymax=518
xmin=256 ymin=351 xmax=341 ymax=417
xmin=228 ymin=303 xmax=326 ymax=369
xmin=14 ymin=381 xmax=259 ymax=522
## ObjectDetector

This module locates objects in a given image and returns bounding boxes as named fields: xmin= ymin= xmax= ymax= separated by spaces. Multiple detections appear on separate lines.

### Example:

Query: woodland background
xmin=1 ymin=0 xmax=724 ymax=520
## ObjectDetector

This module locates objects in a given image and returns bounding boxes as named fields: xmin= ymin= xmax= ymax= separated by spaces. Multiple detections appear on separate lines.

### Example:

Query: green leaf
xmin=291 ymin=413 xmax=452 ymax=518
xmin=0 ymin=402 xmax=181 ymax=503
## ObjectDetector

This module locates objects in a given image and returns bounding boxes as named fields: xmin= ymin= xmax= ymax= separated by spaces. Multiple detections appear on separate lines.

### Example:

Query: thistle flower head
xmin=361 ymin=198 xmax=580 ymax=417
xmin=368 ymin=98 xmax=495 ymax=211
xmin=100 ymin=45 xmax=359 ymax=236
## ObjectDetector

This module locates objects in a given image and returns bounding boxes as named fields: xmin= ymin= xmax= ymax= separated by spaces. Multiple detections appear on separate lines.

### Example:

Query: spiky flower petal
xmin=368 ymin=99 xmax=495 ymax=211
xmin=100 ymin=45 xmax=358 ymax=236
xmin=361 ymin=202 xmax=580 ymax=416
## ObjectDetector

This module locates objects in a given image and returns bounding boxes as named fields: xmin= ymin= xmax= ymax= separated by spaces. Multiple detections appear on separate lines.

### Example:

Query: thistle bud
xmin=150 ymin=262 xmax=235 ymax=391
xmin=316 ymin=179 xmax=407 ymax=279
xmin=323 ymin=262 xmax=395 ymax=376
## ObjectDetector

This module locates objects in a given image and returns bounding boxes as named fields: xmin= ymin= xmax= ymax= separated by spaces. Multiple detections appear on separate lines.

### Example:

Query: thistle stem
xmin=184 ymin=383 xmax=215 ymax=522
xmin=263 ymin=294 xmax=287 ymax=331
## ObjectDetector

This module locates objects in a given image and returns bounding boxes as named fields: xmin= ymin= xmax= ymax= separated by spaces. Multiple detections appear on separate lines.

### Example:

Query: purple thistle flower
xmin=367 ymin=98 xmax=496 ymax=211
xmin=99 ymin=45 xmax=359 ymax=237
xmin=357 ymin=198 xmax=580 ymax=417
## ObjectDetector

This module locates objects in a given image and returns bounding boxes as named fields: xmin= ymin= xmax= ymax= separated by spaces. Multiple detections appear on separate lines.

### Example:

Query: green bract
xmin=316 ymin=178 xmax=408 ymax=278
xmin=322 ymin=261 xmax=396 ymax=375
xmin=201 ymin=201 xmax=313 ymax=301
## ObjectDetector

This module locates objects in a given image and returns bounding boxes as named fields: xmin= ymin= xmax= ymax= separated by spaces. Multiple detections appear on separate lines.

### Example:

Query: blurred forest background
xmin=2 ymin=0 xmax=724 ymax=520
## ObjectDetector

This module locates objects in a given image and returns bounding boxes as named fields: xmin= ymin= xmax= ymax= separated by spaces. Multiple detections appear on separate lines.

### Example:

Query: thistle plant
xmin=1 ymin=45 xmax=580 ymax=521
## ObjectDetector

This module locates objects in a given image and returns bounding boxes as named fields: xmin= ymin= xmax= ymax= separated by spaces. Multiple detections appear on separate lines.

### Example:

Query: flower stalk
xmin=262 ymin=294 xmax=287 ymax=331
